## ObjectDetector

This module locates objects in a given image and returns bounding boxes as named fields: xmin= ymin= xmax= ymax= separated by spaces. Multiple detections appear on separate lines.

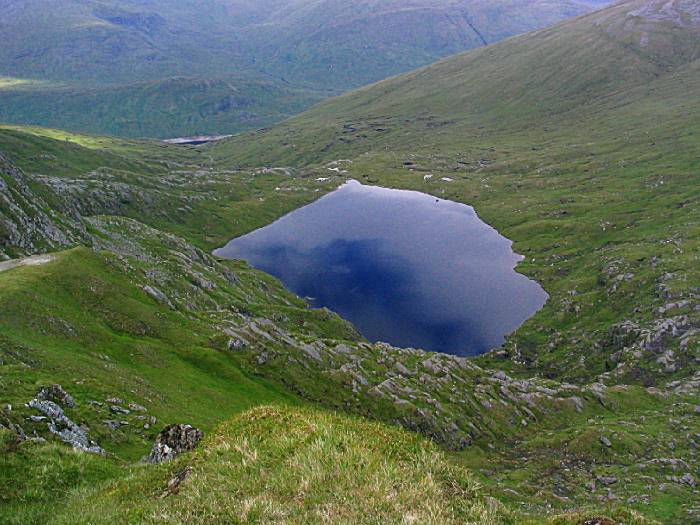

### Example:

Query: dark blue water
xmin=214 ymin=181 xmax=547 ymax=356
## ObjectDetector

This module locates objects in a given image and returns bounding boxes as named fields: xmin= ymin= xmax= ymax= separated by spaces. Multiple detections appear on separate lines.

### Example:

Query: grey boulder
xmin=147 ymin=424 xmax=204 ymax=464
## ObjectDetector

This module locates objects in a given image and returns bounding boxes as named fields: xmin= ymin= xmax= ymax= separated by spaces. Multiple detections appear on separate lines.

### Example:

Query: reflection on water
xmin=214 ymin=180 xmax=547 ymax=356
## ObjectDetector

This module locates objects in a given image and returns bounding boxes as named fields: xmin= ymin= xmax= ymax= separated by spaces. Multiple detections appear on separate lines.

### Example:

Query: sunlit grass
xmin=0 ymin=77 xmax=38 ymax=90
xmin=0 ymin=124 xmax=133 ymax=149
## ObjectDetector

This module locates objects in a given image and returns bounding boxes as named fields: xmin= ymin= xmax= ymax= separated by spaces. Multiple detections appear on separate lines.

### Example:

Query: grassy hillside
xmin=0 ymin=0 xmax=610 ymax=137
xmin=3 ymin=405 xmax=655 ymax=525
xmin=0 ymin=121 xmax=692 ymax=522
xmin=0 ymin=76 xmax=326 ymax=139
xmin=23 ymin=406 xmax=518 ymax=525
xmin=1 ymin=0 xmax=699 ymax=522
xmin=211 ymin=0 xmax=700 ymax=383
xmin=0 ymin=237 xmax=302 ymax=460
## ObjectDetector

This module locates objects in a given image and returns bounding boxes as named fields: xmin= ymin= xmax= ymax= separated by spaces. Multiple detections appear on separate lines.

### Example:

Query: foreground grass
xmin=0 ymin=430 xmax=124 ymax=524
xmin=58 ymin=405 xmax=513 ymax=525
xmin=2 ymin=405 xmax=653 ymax=525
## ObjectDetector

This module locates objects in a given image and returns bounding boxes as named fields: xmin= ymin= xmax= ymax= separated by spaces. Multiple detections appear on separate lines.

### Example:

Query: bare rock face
xmin=0 ymin=154 xmax=85 ymax=259
xmin=147 ymin=424 xmax=203 ymax=464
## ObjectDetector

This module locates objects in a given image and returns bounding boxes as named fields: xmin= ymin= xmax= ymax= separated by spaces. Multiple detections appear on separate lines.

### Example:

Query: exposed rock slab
xmin=147 ymin=424 xmax=203 ymax=464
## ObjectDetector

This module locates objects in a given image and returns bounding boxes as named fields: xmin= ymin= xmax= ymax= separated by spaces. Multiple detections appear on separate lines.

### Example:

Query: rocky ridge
xmin=25 ymin=385 xmax=105 ymax=455
xmin=0 ymin=154 xmax=85 ymax=260
xmin=226 ymin=317 xmax=606 ymax=450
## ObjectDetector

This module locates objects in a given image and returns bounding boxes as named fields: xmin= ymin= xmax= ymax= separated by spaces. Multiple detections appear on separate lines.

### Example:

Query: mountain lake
xmin=214 ymin=180 xmax=548 ymax=356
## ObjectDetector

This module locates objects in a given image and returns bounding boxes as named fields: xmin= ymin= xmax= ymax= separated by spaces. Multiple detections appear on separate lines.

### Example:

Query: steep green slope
xmin=0 ymin=0 xmax=611 ymax=137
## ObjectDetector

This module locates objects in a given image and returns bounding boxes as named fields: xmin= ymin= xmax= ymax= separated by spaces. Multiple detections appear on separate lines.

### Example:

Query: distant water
xmin=214 ymin=180 xmax=547 ymax=356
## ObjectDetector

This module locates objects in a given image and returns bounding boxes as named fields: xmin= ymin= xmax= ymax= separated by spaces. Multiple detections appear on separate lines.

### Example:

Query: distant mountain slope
xmin=0 ymin=0 xmax=612 ymax=137
xmin=0 ymin=0 xmax=241 ymax=83
xmin=214 ymin=0 xmax=700 ymax=164
xmin=0 ymin=76 xmax=325 ymax=139
xmin=238 ymin=0 xmax=617 ymax=88
xmin=0 ymin=0 xmax=612 ymax=86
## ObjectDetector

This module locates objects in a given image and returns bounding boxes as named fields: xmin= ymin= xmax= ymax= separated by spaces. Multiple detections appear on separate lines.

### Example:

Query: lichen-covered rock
xmin=147 ymin=424 xmax=203 ymax=464
xmin=36 ymin=384 xmax=76 ymax=408
xmin=26 ymin=398 xmax=104 ymax=455
xmin=142 ymin=285 xmax=175 ymax=310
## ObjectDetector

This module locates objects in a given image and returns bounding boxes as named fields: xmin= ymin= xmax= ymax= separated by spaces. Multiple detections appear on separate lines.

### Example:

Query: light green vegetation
xmin=2 ymin=406 xmax=654 ymax=525
xmin=456 ymin=389 xmax=700 ymax=523
xmin=0 ymin=246 xmax=292 ymax=459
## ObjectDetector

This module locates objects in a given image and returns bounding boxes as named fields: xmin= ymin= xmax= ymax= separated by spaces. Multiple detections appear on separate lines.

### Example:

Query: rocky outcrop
xmin=36 ymin=384 xmax=76 ymax=408
xmin=225 ymin=316 xmax=599 ymax=450
xmin=26 ymin=386 xmax=104 ymax=455
xmin=142 ymin=285 xmax=175 ymax=310
xmin=596 ymin=271 xmax=698 ymax=384
xmin=147 ymin=424 xmax=203 ymax=464
xmin=0 ymin=154 xmax=86 ymax=259
xmin=37 ymin=167 xmax=158 ymax=220
xmin=88 ymin=217 xmax=238 ymax=314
